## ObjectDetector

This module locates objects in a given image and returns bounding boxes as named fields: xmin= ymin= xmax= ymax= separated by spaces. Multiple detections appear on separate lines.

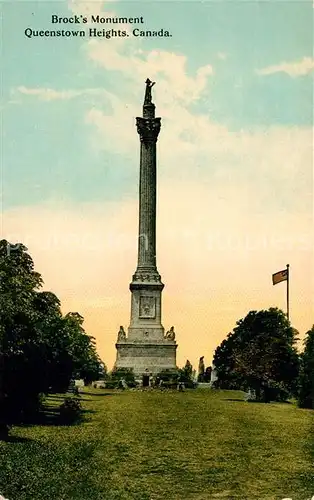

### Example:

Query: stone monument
xmin=115 ymin=79 xmax=177 ymax=384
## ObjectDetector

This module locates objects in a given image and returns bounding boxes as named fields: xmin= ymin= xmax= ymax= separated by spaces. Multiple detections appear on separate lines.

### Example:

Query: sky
xmin=1 ymin=0 xmax=313 ymax=371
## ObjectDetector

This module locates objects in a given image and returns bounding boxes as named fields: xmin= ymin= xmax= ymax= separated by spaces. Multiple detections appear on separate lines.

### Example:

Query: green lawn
xmin=1 ymin=389 xmax=314 ymax=500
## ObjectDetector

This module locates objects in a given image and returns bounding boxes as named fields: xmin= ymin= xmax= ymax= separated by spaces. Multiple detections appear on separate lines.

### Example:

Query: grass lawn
xmin=1 ymin=389 xmax=314 ymax=500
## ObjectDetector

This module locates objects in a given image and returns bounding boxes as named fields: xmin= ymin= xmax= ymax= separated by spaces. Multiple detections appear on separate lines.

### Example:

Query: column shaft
xmin=138 ymin=141 xmax=157 ymax=270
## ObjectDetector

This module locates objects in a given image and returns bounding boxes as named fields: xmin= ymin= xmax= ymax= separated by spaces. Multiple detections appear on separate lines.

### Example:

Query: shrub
xmin=59 ymin=397 xmax=82 ymax=424
xmin=104 ymin=380 xmax=117 ymax=389
xmin=109 ymin=368 xmax=136 ymax=388
xmin=0 ymin=423 xmax=11 ymax=440
xmin=177 ymin=360 xmax=196 ymax=388
xmin=155 ymin=369 xmax=180 ymax=389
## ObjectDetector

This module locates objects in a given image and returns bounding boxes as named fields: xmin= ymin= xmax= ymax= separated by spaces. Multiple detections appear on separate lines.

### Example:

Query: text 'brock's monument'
xmin=115 ymin=79 xmax=177 ymax=381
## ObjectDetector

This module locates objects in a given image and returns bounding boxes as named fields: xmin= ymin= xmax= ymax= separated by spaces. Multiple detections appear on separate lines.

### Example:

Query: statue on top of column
xmin=144 ymin=78 xmax=155 ymax=105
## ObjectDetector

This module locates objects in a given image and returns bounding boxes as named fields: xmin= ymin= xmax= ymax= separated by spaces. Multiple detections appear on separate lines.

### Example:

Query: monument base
xmin=115 ymin=341 xmax=177 ymax=377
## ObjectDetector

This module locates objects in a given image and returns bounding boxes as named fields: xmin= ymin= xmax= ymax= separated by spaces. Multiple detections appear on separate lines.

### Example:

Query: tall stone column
xmin=128 ymin=79 xmax=164 ymax=341
xmin=133 ymin=82 xmax=161 ymax=280
xmin=115 ymin=79 xmax=177 ymax=376
xmin=136 ymin=122 xmax=159 ymax=272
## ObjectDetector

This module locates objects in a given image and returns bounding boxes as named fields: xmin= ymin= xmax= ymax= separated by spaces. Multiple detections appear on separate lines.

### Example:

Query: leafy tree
xmin=212 ymin=336 xmax=245 ymax=391
xmin=32 ymin=291 xmax=69 ymax=393
xmin=98 ymin=362 xmax=108 ymax=380
xmin=203 ymin=366 xmax=212 ymax=383
xmin=197 ymin=356 xmax=205 ymax=382
xmin=298 ymin=326 xmax=314 ymax=409
xmin=61 ymin=313 xmax=102 ymax=386
xmin=0 ymin=240 xmax=103 ymax=430
xmin=213 ymin=308 xmax=300 ymax=402
xmin=0 ymin=241 xmax=44 ymax=426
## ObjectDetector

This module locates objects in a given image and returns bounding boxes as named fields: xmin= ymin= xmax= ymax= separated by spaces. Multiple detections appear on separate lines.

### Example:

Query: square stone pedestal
xmin=115 ymin=340 xmax=177 ymax=377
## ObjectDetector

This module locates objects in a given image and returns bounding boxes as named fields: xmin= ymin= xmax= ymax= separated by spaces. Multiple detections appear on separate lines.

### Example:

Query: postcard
xmin=1 ymin=0 xmax=313 ymax=499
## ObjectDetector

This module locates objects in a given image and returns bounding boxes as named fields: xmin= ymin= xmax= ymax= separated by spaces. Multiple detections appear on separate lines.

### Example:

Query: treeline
xmin=213 ymin=307 xmax=314 ymax=408
xmin=0 ymin=240 xmax=104 ymax=431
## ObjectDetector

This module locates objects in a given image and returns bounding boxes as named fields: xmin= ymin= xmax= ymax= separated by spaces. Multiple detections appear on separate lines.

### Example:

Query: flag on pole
xmin=272 ymin=268 xmax=288 ymax=285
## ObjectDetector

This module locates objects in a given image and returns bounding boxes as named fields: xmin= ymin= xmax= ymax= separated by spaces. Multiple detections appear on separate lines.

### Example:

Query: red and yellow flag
xmin=272 ymin=269 xmax=288 ymax=285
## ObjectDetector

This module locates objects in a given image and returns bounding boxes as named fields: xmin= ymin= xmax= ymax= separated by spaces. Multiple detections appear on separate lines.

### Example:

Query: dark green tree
xmin=0 ymin=241 xmax=44 ymax=427
xmin=298 ymin=326 xmax=314 ymax=409
xmin=32 ymin=291 xmax=69 ymax=393
xmin=213 ymin=308 xmax=300 ymax=402
xmin=197 ymin=356 xmax=205 ymax=382
xmin=62 ymin=312 xmax=102 ymax=386
xmin=98 ymin=361 xmax=108 ymax=380
xmin=0 ymin=240 xmax=103 ymax=431
xmin=203 ymin=366 xmax=212 ymax=382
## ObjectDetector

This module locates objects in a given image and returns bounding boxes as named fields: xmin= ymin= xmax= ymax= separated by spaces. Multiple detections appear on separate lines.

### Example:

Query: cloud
xmin=14 ymin=86 xmax=107 ymax=101
xmin=256 ymin=57 xmax=314 ymax=77
xmin=84 ymin=73 xmax=312 ymax=217
xmin=77 ymin=32 xmax=312 ymax=218
xmin=86 ymin=42 xmax=214 ymax=105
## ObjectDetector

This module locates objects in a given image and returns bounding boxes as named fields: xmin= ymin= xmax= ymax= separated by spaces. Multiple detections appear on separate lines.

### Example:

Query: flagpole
xmin=286 ymin=264 xmax=290 ymax=321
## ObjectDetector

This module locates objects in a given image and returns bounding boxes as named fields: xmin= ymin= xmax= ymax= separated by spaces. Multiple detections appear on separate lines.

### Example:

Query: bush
xmin=156 ymin=369 xmax=179 ymax=384
xmin=59 ymin=397 xmax=82 ymax=424
xmin=109 ymin=368 xmax=136 ymax=388
xmin=104 ymin=380 xmax=117 ymax=389
xmin=4 ymin=390 xmax=44 ymax=425
xmin=262 ymin=384 xmax=290 ymax=403
xmin=0 ymin=423 xmax=11 ymax=440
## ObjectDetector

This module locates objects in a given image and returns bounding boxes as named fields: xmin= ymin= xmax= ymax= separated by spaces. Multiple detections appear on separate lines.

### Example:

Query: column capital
xmin=136 ymin=117 xmax=161 ymax=143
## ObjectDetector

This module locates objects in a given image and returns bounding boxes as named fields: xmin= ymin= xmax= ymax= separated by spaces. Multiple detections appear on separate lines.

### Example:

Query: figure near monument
xmin=117 ymin=326 xmax=126 ymax=342
xmin=165 ymin=326 xmax=176 ymax=341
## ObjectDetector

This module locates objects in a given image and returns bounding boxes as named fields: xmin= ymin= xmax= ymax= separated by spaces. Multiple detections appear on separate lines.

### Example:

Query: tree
xmin=0 ymin=240 xmax=103 ymax=430
xmin=98 ymin=362 xmax=108 ymax=380
xmin=298 ymin=326 xmax=314 ymax=409
xmin=213 ymin=308 xmax=300 ymax=402
xmin=204 ymin=366 xmax=212 ymax=382
xmin=61 ymin=313 xmax=102 ymax=386
xmin=198 ymin=356 xmax=205 ymax=382
xmin=32 ymin=291 xmax=69 ymax=393
xmin=0 ymin=241 xmax=44 ymax=426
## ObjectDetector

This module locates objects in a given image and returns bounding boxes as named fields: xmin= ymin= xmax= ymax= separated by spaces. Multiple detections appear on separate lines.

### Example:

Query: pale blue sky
xmin=2 ymin=0 xmax=313 ymax=209
xmin=2 ymin=0 xmax=313 ymax=366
